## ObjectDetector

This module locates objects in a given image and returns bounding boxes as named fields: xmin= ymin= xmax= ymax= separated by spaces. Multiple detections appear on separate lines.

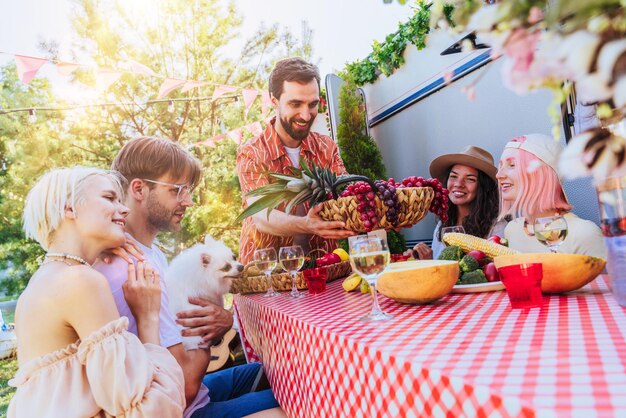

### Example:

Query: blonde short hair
xmin=23 ymin=166 xmax=123 ymax=250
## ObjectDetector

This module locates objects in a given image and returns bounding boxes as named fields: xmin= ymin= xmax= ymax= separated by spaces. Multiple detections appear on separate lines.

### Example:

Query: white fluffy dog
xmin=165 ymin=235 xmax=243 ymax=350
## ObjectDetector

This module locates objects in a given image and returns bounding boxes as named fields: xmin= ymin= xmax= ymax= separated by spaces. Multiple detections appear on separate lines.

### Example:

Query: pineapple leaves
xmin=234 ymin=191 xmax=295 ymax=223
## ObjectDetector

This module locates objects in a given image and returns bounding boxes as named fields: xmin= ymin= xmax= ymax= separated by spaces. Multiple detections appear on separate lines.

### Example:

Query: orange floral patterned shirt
xmin=236 ymin=117 xmax=347 ymax=265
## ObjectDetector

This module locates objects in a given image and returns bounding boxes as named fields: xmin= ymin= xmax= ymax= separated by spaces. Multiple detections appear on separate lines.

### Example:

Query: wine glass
xmin=279 ymin=245 xmax=305 ymax=298
xmin=254 ymin=248 xmax=278 ymax=297
xmin=349 ymin=236 xmax=393 ymax=322
xmin=533 ymin=215 xmax=568 ymax=253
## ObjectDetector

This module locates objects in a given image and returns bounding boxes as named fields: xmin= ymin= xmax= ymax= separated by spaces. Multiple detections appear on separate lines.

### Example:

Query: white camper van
xmin=324 ymin=29 xmax=601 ymax=247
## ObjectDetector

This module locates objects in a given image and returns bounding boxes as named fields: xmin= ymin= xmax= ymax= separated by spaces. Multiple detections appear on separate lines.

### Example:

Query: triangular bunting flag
xmin=212 ymin=85 xmax=238 ymax=101
xmin=245 ymin=122 xmax=263 ymax=137
xmin=242 ymin=88 xmax=259 ymax=117
xmin=15 ymin=55 xmax=48 ymax=84
xmin=157 ymin=78 xmax=186 ymax=99
xmin=261 ymin=91 xmax=272 ymax=116
xmin=95 ymin=69 xmax=123 ymax=92
xmin=227 ymin=128 xmax=243 ymax=145
xmin=181 ymin=80 xmax=208 ymax=93
xmin=56 ymin=61 xmax=80 ymax=76
xmin=128 ymin=60 xmax=156 ymax=77
xmin=203 ymin=134 xmax=226 ymax=148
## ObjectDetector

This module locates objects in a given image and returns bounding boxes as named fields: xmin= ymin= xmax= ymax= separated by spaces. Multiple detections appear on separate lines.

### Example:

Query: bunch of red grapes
xmin=339 ymin=176 xmax=449 ymax=231
xmin=399 ymin=176 xmax=449 ymax=222
xmin=340 ymin=181 xmax=379 ymax=231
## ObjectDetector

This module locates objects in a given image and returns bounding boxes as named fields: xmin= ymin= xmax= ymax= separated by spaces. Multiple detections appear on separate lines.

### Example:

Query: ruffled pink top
xmin=8 ymin=317 xmax=185 ymax=418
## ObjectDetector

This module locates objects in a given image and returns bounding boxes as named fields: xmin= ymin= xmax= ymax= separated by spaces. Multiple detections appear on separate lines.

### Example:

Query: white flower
xmin=560 ymin=128 xmax=626 ymax=181
xmin=597 ymin=39 xmax=626 ymax=81
xmin=575 ymin=73 xmax=613 ymax=104
xmin=613 ymin=76 xmax=626 ymax=108
xmin=560 ymin=31 xmax=601 ymax=79
xmin=468 ymin=4 xmax=499 ymax=32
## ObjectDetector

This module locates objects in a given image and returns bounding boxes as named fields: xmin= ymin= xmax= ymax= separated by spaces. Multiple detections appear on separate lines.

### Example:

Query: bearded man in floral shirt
xmin=237 ymin=58 xmax=355 ymax=264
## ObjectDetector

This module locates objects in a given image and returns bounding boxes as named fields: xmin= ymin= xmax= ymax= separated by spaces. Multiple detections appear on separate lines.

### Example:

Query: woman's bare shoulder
xmin=19 ymin=265 xmax=112 ymax=314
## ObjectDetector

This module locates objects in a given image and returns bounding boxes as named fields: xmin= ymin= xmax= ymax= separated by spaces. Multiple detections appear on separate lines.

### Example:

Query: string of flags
xmin=1 ymin=52 xmax=330 ymax=150
xmin=2 ymin=52 xmax=274 ymax=115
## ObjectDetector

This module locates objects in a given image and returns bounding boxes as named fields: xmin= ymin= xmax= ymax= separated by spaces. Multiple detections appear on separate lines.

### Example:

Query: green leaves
xmin=344 ymin=1 xmax=433 ymax=86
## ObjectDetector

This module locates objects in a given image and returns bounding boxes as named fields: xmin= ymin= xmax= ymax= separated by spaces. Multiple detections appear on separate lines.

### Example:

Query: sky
xmin=0 ymin=0 xmax=414 ymax=100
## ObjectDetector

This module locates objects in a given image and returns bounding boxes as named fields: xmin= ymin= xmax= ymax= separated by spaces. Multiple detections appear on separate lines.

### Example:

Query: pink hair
xmin=499 ymin=137 xmax=572 ymax=220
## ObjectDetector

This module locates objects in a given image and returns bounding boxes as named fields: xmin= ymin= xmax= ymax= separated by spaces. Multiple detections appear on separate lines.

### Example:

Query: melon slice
xmin=378 ymin=260 xmax=459 ymax=304
xmin=494 ymin=253 xmax=606 ymax=293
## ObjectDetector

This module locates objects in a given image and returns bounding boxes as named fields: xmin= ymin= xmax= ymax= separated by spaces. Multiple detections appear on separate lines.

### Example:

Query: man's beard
xmin=279 ymin=113 xmax=313 ymax=141
xmin=146 ymin=193 xmax=183 ymax=232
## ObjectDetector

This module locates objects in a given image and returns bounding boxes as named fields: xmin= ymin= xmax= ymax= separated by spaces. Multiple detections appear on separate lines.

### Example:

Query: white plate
xmin=451 ymin=281 xmax=505 ymax=293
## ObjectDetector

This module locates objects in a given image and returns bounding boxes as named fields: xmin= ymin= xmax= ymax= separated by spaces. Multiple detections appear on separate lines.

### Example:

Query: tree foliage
xmin=336 ymin=77 xmax=386 ymax=181
xmin=0 ymin=0 xmax=315 ymax=296
xmin=335 ymin=74 xmax=406 ymax=254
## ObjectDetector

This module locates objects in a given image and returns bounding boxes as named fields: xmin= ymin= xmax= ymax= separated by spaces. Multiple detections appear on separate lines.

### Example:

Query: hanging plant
xmin=346 ymin=1 xmax=434 ymax=86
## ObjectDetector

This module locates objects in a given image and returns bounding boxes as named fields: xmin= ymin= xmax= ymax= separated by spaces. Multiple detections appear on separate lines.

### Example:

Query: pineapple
xmin=235 ymin=159 xmax=356 ymax=222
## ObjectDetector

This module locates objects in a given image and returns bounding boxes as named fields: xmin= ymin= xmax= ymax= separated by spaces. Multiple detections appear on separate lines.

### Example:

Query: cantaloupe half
xmin=378 ymin=260 xmax=459 ymax=304
xmin=494 ymin=253 xmax=606 ymax=293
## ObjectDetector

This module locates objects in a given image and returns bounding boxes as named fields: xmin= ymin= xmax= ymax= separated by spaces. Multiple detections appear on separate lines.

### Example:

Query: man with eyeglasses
xmin=96 ymin=136 xmax=282 ymax=418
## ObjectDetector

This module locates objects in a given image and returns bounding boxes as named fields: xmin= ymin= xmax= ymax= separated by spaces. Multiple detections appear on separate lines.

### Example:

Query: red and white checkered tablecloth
xmin=234 ymin=275 xmax=626 ymax=417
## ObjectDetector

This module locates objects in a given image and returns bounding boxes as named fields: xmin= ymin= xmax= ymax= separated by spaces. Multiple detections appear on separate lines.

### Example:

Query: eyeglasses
xmin=142 ymin=178 xmax=194 ymax=202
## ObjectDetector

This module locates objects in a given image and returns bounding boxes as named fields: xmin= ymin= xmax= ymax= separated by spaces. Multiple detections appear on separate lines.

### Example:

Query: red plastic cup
xmin=303 ymin=268 xmax=328 ymax=294
xmin=497 ymin=263 xmax=543 ymax=309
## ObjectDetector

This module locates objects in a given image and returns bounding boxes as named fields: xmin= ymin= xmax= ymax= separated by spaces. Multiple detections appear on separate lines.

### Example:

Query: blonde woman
xmin=9 ymin=166 xmax=185 ymax=417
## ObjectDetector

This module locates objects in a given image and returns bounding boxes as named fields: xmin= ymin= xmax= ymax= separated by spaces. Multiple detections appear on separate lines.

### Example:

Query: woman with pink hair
xmin=497 ymin=134 xmax=606 ymax=258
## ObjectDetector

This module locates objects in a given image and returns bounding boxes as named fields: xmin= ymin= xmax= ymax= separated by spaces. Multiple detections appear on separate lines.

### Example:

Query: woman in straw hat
xmin=9 ymin=166 xmax=185 ymax=417
xmin=410 ymin=146 xmax=504 ymax=259
xmin=497 ymin=134 xmax=606 ymax=258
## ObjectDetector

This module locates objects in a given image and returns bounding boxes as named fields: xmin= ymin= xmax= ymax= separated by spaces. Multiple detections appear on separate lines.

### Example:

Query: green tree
xmin=335 ymin=74 xmax=406 ymax=254
xmin=0 ymin=0 xmax=315 ymax=295
xmin=336 ymin=76 xmax=387 ymax=180
xmin=0 ymin=64 xmax=62 ymax=295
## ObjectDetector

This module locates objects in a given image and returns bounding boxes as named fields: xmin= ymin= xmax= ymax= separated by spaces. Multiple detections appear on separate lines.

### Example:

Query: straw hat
xmin=429 ymin=146 xmax=497 ymax=184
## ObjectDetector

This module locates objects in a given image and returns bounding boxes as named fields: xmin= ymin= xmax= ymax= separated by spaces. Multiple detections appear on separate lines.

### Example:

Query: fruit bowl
xmin=318 ymin=187 xmax=434 ymax=232
xmin=493 ymin=253 xmax=606 ymax=293
xmin=377 ymin=260 xmax=459 ymax=304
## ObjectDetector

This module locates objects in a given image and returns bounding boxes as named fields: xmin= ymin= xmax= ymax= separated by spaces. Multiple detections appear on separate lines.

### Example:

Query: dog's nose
xmin=236 ymin=263 xmax=244 ymax=273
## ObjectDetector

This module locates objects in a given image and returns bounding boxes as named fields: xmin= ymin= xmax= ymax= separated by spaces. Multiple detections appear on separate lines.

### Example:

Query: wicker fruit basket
xmin=231 ymin=260 xmax=352 ymax=294
xmin=318 ymin=186 xmax=434 ymax=232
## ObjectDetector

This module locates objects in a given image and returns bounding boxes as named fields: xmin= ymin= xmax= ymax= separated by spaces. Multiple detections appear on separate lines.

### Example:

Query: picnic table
xmin=234 ymin=275 xmax=626 ymax=417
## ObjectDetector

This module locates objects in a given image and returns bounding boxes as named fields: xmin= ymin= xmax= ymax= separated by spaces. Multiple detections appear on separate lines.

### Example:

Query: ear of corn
xmin=443 ymin=232 xmax=519 ymax=259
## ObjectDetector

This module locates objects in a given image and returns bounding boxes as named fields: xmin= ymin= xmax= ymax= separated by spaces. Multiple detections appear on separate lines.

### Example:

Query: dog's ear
xmin=201 ymin=253 xmax=211 ymax=268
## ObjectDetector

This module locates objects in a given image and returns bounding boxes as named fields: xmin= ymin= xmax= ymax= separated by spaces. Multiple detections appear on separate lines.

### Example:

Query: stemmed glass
xmin=254 ymin=248 xmax=278 ymax=297
xmin=533 ymin=215 xmax=568 ymax=253
xmin=279 ymin=245 xmax=305 ymax=298
xmin=349 ymin=236 xmax=393 ymax=322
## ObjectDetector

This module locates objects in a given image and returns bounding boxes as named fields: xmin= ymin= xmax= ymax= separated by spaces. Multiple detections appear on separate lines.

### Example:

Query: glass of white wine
xmin=533 ymin=215 xmax=568 ymax=253
xmin=349 ymin=236 xmax=393 ymax=322
xmin=279 ymin=245 xmax=305 ymax=298
xmin=254 ymin=248 xmax=278 ymax=297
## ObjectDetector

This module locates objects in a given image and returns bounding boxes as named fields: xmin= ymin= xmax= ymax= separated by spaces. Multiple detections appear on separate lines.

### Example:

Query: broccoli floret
xmin=438 ymin=245 xmax=463 ymax=261
xmin=459 ymin=254 xmax=479 ymax=272
xmin=458 ymin=269 xmax=487 ymax=285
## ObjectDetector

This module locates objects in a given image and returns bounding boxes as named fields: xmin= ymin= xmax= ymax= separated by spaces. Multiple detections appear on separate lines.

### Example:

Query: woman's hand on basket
xmin=305 ymin=205 xmax=356 ymax=240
